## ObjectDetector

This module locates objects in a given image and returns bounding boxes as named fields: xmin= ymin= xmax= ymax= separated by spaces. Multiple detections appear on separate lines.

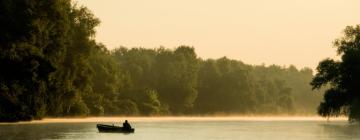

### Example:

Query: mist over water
xmin=1 ymin=1 xmax=360 ymax=140
xmin=0 ymin=117 xmax=358 ymax=140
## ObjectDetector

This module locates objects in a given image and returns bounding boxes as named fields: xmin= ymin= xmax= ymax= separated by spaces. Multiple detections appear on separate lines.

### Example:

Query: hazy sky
xmin=77 ymin=0 xmax=360 ymax=70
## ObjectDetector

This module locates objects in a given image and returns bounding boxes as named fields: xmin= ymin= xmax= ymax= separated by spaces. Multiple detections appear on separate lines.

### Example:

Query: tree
xmin=0 ymin=0 xmax=103 ymax=120
xmin=311 ymin=25 xmax=360 ymax=122
xmin=0 ymin=0 xmax=72 ymax=121
xmin=154 ymin=46 xmax=199 ymax=114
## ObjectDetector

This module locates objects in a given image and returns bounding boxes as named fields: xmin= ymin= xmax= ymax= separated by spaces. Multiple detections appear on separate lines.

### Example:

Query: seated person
xmin=123 ymin=120 xmax=132 ymax=130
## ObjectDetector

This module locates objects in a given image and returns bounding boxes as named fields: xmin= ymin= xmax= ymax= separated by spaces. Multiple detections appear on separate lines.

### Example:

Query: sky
xmin=76 ymin=0 xmax=360 ymax=70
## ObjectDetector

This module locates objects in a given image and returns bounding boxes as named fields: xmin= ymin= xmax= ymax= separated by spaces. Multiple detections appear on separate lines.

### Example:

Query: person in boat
xmin=123 ymin=120 xmax=132 ymax=130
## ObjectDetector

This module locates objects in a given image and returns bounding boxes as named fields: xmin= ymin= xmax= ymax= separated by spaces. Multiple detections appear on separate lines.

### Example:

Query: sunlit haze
xmin=76 ymin=0 xmax=360 ymax=70
xmin=1 ymin=117 xmax=345 ymax=124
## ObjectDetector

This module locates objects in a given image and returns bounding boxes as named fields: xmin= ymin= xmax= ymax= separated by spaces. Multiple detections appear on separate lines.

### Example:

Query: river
xmin=0 ymin=117 xmax=358 ymax=140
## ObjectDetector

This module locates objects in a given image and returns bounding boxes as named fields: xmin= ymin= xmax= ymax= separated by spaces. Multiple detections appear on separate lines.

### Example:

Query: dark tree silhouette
xmin=311 ymin=25 xmax=360 ymax=122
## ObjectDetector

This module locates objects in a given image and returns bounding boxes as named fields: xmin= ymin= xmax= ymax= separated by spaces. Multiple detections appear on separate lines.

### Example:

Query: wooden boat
xmin=96 ymin=124 xmax=135 ymax=133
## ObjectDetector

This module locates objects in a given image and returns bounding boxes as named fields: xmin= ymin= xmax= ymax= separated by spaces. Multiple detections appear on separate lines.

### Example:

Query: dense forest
xmin=0 ymin=0 xmax=326 ymax=122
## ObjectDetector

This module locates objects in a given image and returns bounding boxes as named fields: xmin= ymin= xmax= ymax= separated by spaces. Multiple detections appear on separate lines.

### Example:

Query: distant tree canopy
xmin=0 ymin=0 xmax=323 ymax=122
xmin=311 ymin=25 xmax=360 ymax=122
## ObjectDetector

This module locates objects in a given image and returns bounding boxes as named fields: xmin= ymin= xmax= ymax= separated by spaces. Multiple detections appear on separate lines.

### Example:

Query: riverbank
xmin=0 ymin=116 xmax=348 ymax=124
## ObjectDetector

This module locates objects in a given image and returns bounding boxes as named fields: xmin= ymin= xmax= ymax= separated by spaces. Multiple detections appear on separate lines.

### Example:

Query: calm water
xmin=0 ymin=119 xmax=359 ymax=140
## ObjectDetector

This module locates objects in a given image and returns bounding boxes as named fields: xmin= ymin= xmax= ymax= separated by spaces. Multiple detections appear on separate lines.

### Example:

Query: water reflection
xmin=0 ymin=120 xmax=359 ymax=140
xmin=0 ymin=123 xmax=97 ymax=140
xmin=321 ymin=122 xmax=360 ymax=140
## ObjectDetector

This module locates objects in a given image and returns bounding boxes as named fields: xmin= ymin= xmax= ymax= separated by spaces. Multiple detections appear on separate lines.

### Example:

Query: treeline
xmin=0 ymin=0 xmax=323 ymax=122
xmin=110 ymin=47 xmax=323 ymax=116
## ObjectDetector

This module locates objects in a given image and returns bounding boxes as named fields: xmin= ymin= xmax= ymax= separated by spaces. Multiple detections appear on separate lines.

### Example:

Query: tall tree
xmin=0 ymin=0 xmax=73 ymax=121
xmin=311 ymin=25 xmax=360 ymax=122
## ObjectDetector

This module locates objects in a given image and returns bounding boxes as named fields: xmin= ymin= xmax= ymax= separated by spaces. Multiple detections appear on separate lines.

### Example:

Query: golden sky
xmin=77 ymin=0 xmax=360 ymax=70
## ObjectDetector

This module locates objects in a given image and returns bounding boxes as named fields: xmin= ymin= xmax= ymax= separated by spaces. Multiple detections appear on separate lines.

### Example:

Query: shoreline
xmin=0 ymin=116 xmax=348 ymax=124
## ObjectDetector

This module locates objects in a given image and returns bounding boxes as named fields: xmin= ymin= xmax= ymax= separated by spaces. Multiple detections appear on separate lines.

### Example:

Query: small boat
xmin=96 ymin=124 xmax=135 ymax=133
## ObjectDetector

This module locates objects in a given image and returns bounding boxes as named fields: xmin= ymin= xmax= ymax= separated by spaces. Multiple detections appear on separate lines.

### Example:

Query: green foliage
xmin=0 ymin=0 xmax=71 ymax=121
xmin=0 ymin=0 xmax=324 ymax=122
xmin=311 ymin=25 xmax=360 ymax=122
xmin=196 ymin=58 xmax=253 ymax=114
xmin=195 ymin=59 xmax=320 ymax=115
xmin=138 ymin=89 xmax=169 ymax=115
